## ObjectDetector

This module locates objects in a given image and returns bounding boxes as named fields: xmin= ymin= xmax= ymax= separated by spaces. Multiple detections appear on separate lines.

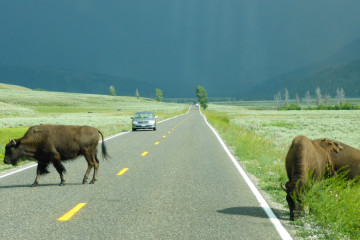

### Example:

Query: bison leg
xmin=46 ymin=148 xmax=66 ymax=186
xmin=32 ymin=162 xmax=50 ymax=187
xmin=51 ymin=159 xmax=66 ymax=186
xmin=83 ymin=151 xmax=94 ymax=184
xmin=83 ymin=163 xmax=93 ymax=184
xmin=90 ymin=155 xmax=99 ymax=184
xmin=83 ymin=151 xmax=99 ymax=184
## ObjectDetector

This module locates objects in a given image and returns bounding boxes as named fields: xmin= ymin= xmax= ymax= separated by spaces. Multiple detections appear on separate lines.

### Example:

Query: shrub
xmin=301 ymin=172 xmax=360 ymax=239
xmin=279 ymin=104 xmax=301 ymax=110
xmin=304 ymin=103 xmax=360 ymax=110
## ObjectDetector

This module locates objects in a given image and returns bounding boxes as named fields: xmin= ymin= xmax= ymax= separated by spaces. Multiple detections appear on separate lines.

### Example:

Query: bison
xmin=281 ymin=135 xmax=336 ymax=220
xmin=315 ymin=138 xmax=360 ymax=179
xmin=282 ymin=135 xmax=360 ymax=220
xmin=4 ymin=124 xmax=109 ymax=186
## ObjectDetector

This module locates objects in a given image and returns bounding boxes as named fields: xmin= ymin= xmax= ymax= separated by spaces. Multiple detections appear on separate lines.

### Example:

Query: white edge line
xmin=0 ymin=105 xmax=192 ymax=178
xmin=0 ymin=163 xmax=37 ymax=179
xmin=200 ymin=110 xmax=293 ymax=240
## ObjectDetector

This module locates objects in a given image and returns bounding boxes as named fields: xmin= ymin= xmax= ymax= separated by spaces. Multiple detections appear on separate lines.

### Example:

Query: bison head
xmin=281 ymin=182 xmax=304 ymax=221
xmin=4 ymin=139 xmax=22 ymax=166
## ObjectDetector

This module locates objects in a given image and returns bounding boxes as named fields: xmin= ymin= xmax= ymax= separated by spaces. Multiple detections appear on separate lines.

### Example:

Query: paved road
xmin=0 ymin=106 xmax=292 ymax=239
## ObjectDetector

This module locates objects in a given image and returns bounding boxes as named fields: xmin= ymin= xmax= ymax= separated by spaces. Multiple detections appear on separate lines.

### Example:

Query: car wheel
xmin=132 ymin=128 xmax=136 ymax=131
xmin=153 ymin=127 xmax=156 ymax=131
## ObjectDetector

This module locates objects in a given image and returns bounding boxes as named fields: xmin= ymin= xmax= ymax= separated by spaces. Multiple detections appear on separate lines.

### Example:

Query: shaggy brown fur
xmin=283 ymin=136 xmax=336 ymax=220
xmin=314 ymin=138 xmax=360 ymax=179
xmin=4 ymin=124 xmax=109 ymax=186
xmin=283 ymin=136 xmax=360 ymax=220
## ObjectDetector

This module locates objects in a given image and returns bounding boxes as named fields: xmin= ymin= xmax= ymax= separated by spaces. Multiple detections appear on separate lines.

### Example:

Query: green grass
xmin=0 ymin=87 xmax=188 ymax=170
xmin=0 ymin=127 xmax=32 ymax=170
xmin=262 ymin=122 xmax=296 ymax=129
xmin=0 ymin=127 xmax=30 ymax=154
xmin=205 ymin=103 xmax=360 ymax=239
xmin=212 ymin=98 xmax=360 ymax=110
xmin=205 ymin=111 xmax=288 ymax=203
xmin=0 ymin=127 xmax=29 ymax=142
xmin=296 ymin=173 xmax=360 ymax=239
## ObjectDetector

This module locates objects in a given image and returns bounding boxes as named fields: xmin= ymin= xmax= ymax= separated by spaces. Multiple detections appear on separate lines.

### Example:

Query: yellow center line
xmin=117 ymin=168 xmax=129 ymax=176
xmin=155 ymin=142 xmax=160 ymax=145
xmin=172 ymin=128 xmax=175 ymax=131
xmin=163 ymin=135 xmax=166 ymax=138
xmin=141 ymin=151 xmax=148 ymax=156
xmin=57 ymin=203 xmax=86 ymax=221
xmin=168 ymin=131 xmax=171 ymax=134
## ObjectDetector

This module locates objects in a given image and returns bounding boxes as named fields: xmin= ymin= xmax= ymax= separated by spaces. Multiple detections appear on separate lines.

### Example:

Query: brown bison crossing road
xmin=0 ymin=106 xmax=292 ymax=239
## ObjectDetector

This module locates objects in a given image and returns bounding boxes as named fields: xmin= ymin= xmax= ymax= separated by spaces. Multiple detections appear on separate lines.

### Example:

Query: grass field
xmin=2 ymin=89 xmax=359 ymax=238
xmin=0 ymin=88 xmax=188 ymax=170
xmin=206 ymin=101 xmax=360 ymax=239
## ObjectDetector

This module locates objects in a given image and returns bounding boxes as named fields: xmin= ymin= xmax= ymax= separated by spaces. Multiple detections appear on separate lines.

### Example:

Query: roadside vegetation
xmin=205 ymin=102 xmax=360 ymax=239
xmin=3 ymin=85 xmax=360 ymax=238
xmin=278 ymin=103 xmax=360 ymax=110
xmin=0 ymin=87 xmax=188 ymax=171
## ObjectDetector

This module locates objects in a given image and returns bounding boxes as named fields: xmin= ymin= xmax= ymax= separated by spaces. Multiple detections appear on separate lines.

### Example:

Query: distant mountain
xmin=246 ymin=37 xmax=360 ymax=100
xmin=0 ymin=66 xmax=154 ymax=97
xmin=3 ymin=36 xmax=360 ymax=100
xmin=325 ymin=36 xmax=360 ymax=65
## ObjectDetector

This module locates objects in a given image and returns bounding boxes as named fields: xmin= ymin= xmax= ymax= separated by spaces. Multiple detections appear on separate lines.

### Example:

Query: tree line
xmin=274 ymin=87 xmax=355 ymax=110
xmin=108 ymin=85 xmax=209 ymax=109
xmin=109 ymin=86 xmax=164 ymax=102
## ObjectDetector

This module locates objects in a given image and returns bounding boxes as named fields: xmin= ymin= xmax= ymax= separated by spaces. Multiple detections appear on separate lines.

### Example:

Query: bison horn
xmin=280 ymin=182 xmax=287 ymax=192
xmin=10 ymin=139 xmax=16 ymax=145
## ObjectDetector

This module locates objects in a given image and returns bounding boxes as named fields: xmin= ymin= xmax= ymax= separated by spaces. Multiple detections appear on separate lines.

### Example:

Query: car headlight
xmin=133 ymin=121 xmax=138 ymax=124
xmin=149 ymin=120 xmax=155 ymax=124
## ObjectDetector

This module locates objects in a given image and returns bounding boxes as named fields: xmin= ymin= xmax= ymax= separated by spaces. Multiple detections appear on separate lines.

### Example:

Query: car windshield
xmin=134 ymin=112 xmax=154 ymax=118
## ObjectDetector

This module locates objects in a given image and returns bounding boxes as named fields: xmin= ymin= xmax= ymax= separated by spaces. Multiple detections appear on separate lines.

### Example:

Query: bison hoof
xmin=82 ymin=180 xmax=87 ymax=184
xmin=89 ymin=179 xmax=96 ymax=184
xmin=31 ymin=182 xmax=38 ymax=187
xmin=59 ymin=182 xmax=65 ymax=186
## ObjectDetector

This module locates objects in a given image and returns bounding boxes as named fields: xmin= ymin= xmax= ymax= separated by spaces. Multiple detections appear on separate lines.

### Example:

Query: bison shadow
xmin=0 ymin=182 xmax=84 ymax=189
xmin=217 ymin=206 xmax=288 ymax=220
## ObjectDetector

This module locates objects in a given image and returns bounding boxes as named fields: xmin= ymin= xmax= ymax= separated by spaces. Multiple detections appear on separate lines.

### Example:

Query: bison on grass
xmin=4 ymin=124 xmax=109 ymax=186
xmin=282 ymin=135 xmax=360 ymax=220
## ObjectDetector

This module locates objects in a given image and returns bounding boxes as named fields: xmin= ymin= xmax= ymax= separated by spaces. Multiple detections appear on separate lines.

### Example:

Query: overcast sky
xmin=1 ymin=0 xmax=360 ymax=97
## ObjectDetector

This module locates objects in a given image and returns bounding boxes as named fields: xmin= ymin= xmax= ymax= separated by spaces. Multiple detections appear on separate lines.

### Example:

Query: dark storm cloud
xmin=1 ymin=0 xmax=360 ymax=97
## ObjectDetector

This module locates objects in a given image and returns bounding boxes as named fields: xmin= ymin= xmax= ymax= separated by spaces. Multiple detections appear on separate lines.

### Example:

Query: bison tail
xmin=98 ymin=130 xmax=110 ymax=160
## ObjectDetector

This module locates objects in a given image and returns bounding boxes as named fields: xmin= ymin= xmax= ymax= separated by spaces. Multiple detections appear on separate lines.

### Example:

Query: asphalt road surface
xmin=0 ymin=106 xmax=292 ymax=240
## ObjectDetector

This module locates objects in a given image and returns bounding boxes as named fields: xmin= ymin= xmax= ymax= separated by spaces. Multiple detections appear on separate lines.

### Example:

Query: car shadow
xmin=217 ymin=206 xmax=289 ymax=220
xmin=131 ymin=129 xmax=156 ymax=132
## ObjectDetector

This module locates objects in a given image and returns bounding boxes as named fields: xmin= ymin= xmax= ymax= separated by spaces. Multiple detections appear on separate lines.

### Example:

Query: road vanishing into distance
xmin=0 ymin=106 xmax=292 ymax=240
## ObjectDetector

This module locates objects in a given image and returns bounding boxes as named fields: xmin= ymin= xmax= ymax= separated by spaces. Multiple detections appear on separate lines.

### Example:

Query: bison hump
xmin=319 ymin=138 xmax=343 ymax=153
